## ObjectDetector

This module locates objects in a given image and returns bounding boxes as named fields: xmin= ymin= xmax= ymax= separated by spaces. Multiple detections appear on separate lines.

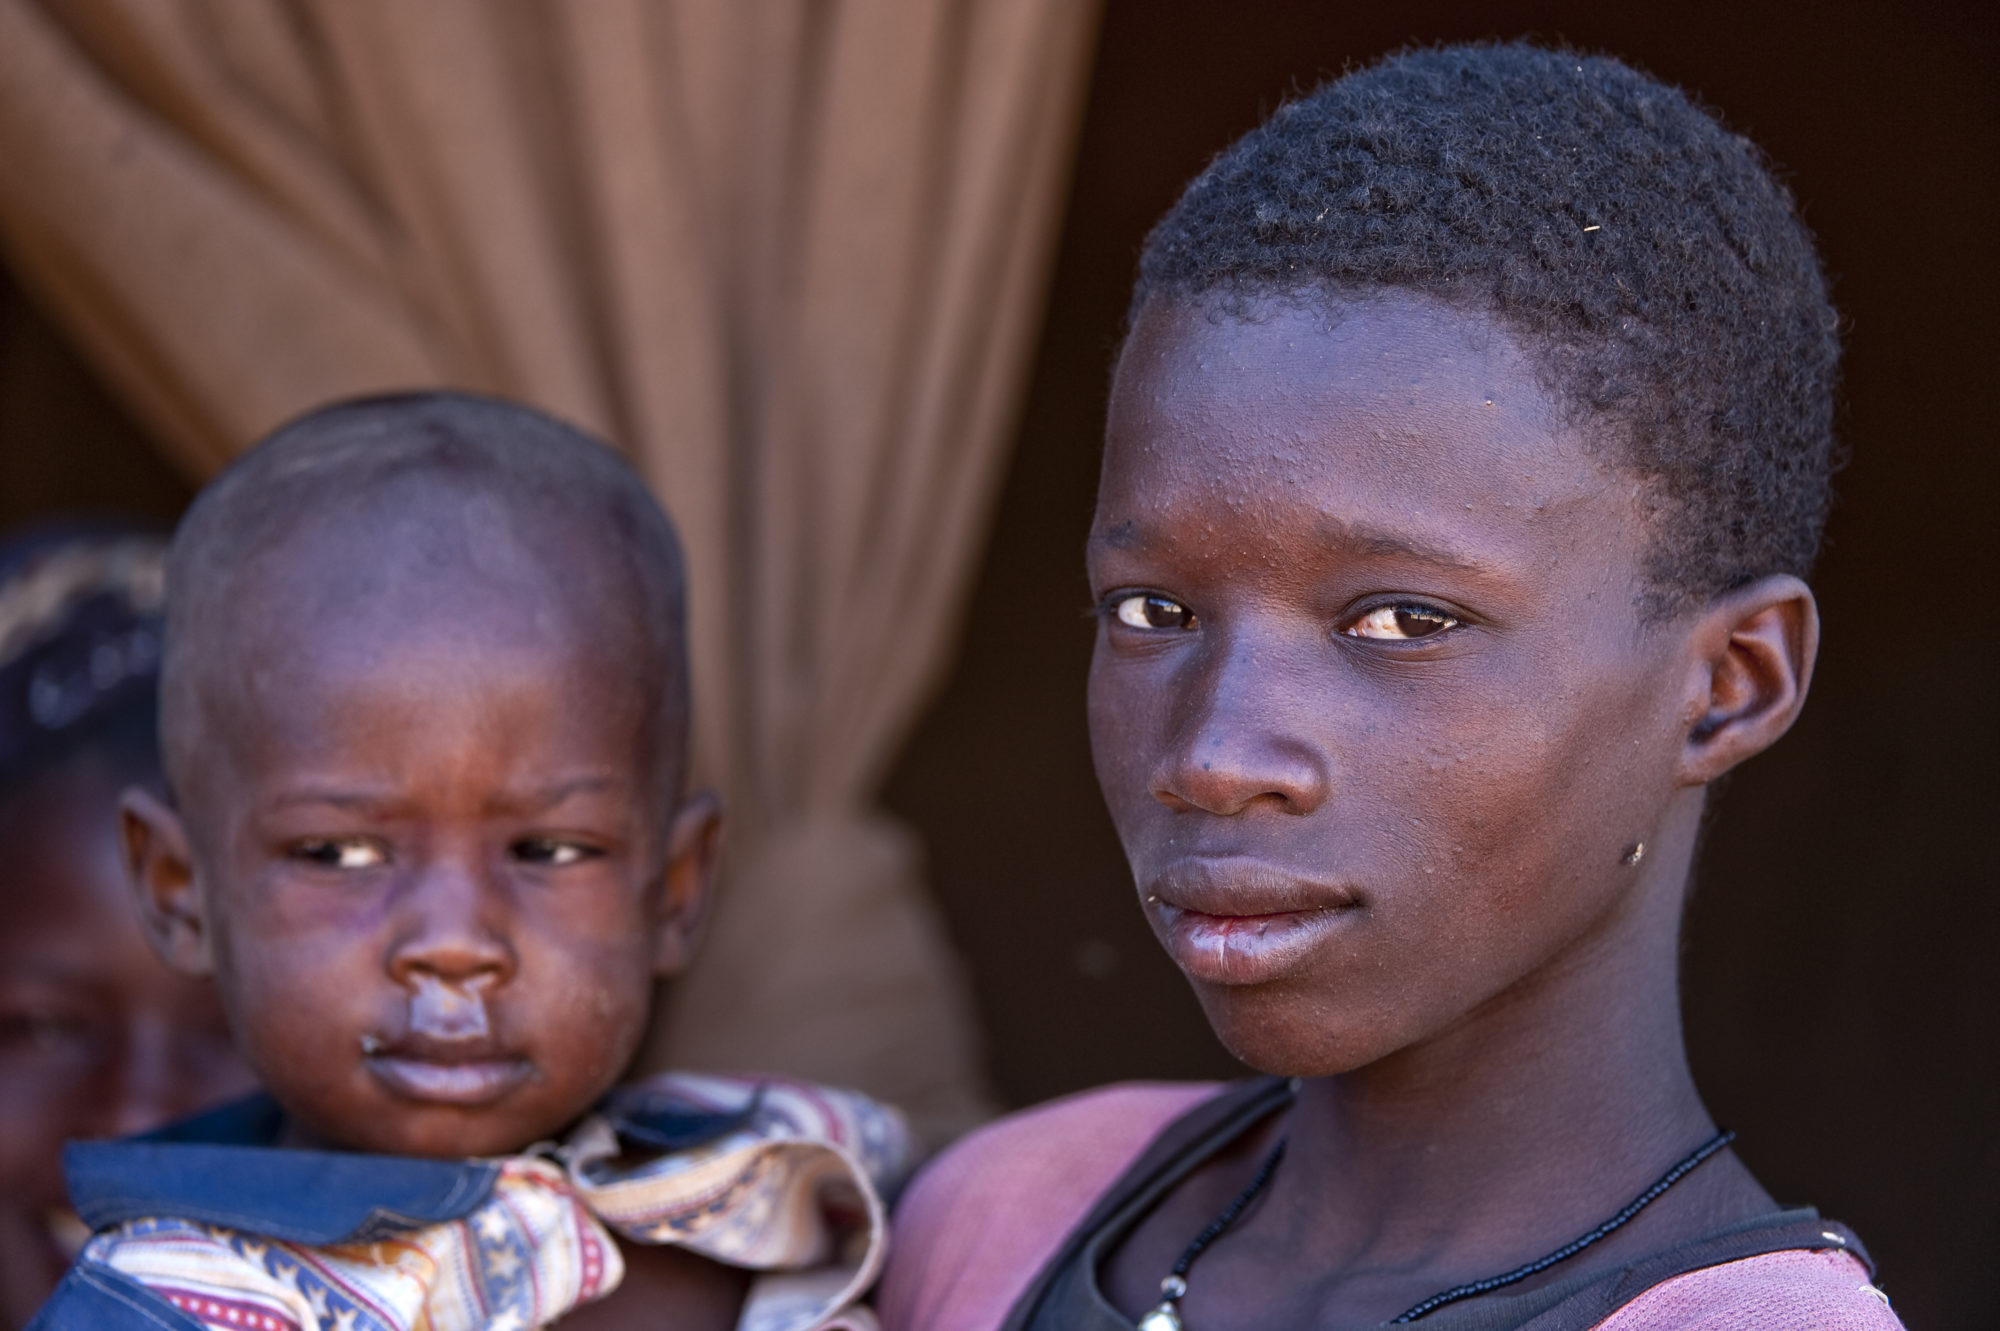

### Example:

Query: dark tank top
xmin=1001 ymin=1078 xmax=1873 ymax=1331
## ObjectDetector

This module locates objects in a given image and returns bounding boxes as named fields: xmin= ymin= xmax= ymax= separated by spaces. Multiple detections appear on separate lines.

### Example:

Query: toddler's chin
xmin=275 ymin=1083 xmax=581 ymax=1160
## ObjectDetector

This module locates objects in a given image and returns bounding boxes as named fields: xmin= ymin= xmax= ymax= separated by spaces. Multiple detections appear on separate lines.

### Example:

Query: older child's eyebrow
xmin=1089 ymin=516 xmax=1500 ymax=580
xmin=1315 ymin=518 xmax=1491 ymax=574
xmin=1087 ymin=519 xmax=1141 ymax=550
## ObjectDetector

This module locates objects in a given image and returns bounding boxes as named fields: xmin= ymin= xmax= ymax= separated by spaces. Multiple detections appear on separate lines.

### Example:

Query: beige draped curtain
xmin=0 ymin=0 xmax=1100 ymax=1140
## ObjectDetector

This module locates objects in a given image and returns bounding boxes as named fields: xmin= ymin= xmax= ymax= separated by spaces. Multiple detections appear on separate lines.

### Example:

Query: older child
xmin=880 ymin=43 xmax=1903 ymax=1331
xmin=32 ymin=395 xmax=909 ymax=1331
xmin=0 ymin=526 xmax=256 ymax=1329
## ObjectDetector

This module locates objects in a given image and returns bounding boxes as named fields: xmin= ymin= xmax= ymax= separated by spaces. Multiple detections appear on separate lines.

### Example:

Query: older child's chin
xmin=1191 ymin=985 xmax=1409 ymax=1079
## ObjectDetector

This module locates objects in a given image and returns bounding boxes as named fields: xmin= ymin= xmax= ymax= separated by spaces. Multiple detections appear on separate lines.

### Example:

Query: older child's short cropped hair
xmin=1135 ymin=42 xmax=1841 ymax=612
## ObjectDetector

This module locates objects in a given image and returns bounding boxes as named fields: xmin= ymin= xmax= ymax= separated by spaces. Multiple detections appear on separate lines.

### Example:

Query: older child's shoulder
xmin=1601 ymin=1248 xmax=1904 ymax=1330
xmin=909 ymin=1080 xmax=1222 ymax=1204
xmin=876 ymin=1081 xmax=1224 ymax=1331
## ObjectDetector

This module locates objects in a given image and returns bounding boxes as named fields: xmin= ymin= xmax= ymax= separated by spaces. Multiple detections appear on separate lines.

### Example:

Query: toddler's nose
xmin=386 ymin=857 xmax=518 ymax=1000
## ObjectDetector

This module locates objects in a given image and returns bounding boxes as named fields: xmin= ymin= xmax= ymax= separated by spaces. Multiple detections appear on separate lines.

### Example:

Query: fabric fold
xmin=41 ymin=1073 xmax=911 ymax=1331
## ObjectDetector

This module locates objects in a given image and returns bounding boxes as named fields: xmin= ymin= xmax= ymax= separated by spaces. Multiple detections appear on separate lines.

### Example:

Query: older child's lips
xmin=1146 ymin=858 xmax=1361 ymax=987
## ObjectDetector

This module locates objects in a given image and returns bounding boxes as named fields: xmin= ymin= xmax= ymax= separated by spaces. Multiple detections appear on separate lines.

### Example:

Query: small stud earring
xmin=1620 ymin=842 xmax=1646 ymax=866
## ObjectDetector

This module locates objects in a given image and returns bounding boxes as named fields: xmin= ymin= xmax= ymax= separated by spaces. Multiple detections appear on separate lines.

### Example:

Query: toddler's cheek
xmin=535 ymin=968 xmax=652 ymax=1092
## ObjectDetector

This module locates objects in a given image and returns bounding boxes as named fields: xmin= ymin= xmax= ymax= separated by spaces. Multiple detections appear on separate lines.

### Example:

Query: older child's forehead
xmin=1098 ymin=297 xmax=1632 ymax=556
xmin=1112 ymin=296 xmax=1562 ymax=452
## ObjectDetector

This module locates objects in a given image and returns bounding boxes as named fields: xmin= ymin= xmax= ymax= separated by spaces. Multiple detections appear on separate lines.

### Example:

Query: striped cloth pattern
xmin=79 ymin=1073 xmax=910 ymax=1331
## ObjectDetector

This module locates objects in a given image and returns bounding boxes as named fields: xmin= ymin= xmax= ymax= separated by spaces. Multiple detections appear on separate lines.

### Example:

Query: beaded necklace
xmin=1136 ymin=1129 xmax=1735 ymax=1330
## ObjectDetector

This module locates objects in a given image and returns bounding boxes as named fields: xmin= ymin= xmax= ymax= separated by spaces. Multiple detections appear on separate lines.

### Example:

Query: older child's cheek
xmin=1439 ymin=680 xmax=1673 ymax=902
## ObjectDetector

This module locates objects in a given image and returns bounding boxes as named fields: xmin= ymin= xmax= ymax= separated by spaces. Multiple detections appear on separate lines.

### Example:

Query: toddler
xmin=33 ymin=394 xmax=908 ymax=1331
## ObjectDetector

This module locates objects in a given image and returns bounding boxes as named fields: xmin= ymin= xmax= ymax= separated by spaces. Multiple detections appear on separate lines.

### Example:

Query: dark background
xmin=4 ymin=1 xmax=1993 ymax=1323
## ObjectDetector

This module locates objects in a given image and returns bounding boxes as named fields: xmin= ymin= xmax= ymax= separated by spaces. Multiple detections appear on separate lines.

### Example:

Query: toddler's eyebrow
xmin=263 ymin=787 xmax=398 ymax=812
xmin=260 ymin=776 xmax=624 ymax=816
xmin=487 ymin=775 xmax=625 ymax=814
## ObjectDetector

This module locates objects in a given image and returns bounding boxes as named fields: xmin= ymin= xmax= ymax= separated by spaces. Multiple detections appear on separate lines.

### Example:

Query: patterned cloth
xmin=37 ymin=1074 xmax=911 ymax=1331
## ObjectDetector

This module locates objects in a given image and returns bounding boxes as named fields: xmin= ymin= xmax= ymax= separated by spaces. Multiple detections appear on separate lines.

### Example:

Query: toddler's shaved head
xmin=160 ymin=392 xmax=690 ymax=813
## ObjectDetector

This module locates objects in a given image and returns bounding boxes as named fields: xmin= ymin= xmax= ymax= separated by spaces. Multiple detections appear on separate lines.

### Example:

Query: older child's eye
xmin=1112 ymin=593 xmax=1197 ymax=631
xmin=291 ymin=837 xmax=388 ymax=869
xmin=1345 ymin=604 xmax=1459 ymax=641
xmin=512 ymin=837 xmax=601 ymax=866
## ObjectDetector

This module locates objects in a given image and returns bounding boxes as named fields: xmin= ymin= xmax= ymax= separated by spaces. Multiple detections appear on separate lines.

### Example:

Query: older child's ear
xmin=119 ymin=788 xmax=215 ymax=977
xmin=652 ymin=790 xmax=723 ymax=977
xmin=1675 ymin=574 xmax=1819 ymax=787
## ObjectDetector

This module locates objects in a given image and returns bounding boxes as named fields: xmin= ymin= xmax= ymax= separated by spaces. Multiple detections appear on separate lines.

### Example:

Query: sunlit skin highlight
xmin=1086 ymin=294 xmax=1818 ymax=1327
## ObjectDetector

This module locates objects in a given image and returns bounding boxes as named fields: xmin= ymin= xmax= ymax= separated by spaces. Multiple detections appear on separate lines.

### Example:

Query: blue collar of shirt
xmin=65 ymin=1082 xmax=762 ymax=1245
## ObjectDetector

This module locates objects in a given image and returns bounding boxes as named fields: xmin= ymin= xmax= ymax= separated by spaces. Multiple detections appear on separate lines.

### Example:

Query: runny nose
xmin=407 ymin=972 xmax=493 ymax=1041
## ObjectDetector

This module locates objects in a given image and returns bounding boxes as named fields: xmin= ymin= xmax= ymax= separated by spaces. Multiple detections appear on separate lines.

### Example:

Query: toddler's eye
xmin=512 ymin=838 xmax=600 ymax=866
xmin=291 ymin=838 xmax=388 ymax=869
xmin=1112 ymin=593 xmax=1198 ymax=631
xmin=1345 ymin=604 xmax=1460 ymax=641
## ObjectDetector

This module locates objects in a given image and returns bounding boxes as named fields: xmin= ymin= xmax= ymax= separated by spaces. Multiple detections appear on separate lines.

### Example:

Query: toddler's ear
xmin=652 ymin=790 xmax=723 ymax=977
xmin=1674 ymin=574 xmax=1819 ymax=787
xmin=120 ymin=788 xmax=216 ymax=977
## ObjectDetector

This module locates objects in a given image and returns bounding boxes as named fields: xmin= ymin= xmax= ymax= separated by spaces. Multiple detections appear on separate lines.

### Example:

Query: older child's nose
xmin=1149 ymin=637 xmax=1331 ymax=816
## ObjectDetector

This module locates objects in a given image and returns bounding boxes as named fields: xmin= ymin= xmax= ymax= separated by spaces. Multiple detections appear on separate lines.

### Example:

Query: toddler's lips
xmin=365 ymin=1050 xmax=532 ymax=1105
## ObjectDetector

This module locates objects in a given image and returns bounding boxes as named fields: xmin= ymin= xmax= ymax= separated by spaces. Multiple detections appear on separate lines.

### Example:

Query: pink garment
xmin=878 ymin=1082 xmax=1217 ymax=1331
xmin=1591 ymin=1250 xmax=1902 ymax=1330
xmin=876 ymin=1083 xmax=1906 ymax=1331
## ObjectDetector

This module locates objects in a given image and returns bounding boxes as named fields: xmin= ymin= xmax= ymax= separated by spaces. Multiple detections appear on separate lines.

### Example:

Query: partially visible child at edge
xmin=878 ymin=43 xmax=1905 ymax=1331
xmin=30 ymin=395 xmax=912 ymax=1331
xmin=0 ymin=525 xmax=257 ymax=1330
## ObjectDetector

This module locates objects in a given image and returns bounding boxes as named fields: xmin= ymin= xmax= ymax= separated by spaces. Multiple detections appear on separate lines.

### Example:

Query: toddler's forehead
xmin=182 ymin=515 xmax=679 ymax=780
xmin=220 ymin=479 xmax=658 ymax=657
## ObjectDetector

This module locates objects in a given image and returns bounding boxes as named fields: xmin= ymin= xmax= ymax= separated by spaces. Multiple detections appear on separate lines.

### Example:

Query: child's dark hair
xmin=1133 ymin=42 xmax=1840 ymax=613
